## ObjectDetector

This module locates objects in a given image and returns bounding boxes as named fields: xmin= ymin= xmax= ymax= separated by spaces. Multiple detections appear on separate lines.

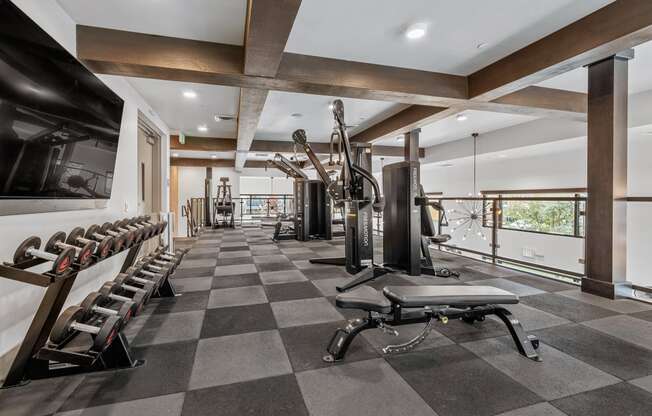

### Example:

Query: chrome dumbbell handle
xmin=70 ymin=321 xmax=100 ymax=334
xmin=108 ymin=293 xmax=132 ymax=303
xmin=55 ymin=241 xmax=82 ymax=257
xmin=92 ymin=305 xmax=119 ymax=316
xmin=120 ymin=283 xmax=142 ymax=293
xmin=26 ymin=247 xmax=59 ymax=262
xmin=140 ymin=269 xmax=162 ymax=278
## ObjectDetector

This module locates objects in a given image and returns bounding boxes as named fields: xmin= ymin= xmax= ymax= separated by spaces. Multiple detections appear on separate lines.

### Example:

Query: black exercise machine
xmin=292 ymin=99 xmax=388 ymax=292
xmin=324 ymin=285 xmax=541 ymax=362
xmin=213 ymin=177 xmax=235 ymax=228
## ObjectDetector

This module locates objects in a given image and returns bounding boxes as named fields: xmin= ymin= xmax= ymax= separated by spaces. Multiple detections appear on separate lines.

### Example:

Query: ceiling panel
xmin=58 ymin=0 xmax=246 ymax=44
xmin=171 ymin=150 xmax=236 ymax=159
xmin=374 ymin=110 xmax=538 ymax=147
xmin=255 ymin=91 xmax=404 ymax=142
xmin=286 ymin=0 xmax=613 ymax=75
xmin=127 ymin=78 xmax=240 ymax=137
xmin=537 ymin=41 xmax=652 ymax=94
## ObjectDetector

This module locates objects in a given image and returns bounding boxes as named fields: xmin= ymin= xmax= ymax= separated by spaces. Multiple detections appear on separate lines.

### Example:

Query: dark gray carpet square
xmin=200 ymin=303 xmax=277 ymax=338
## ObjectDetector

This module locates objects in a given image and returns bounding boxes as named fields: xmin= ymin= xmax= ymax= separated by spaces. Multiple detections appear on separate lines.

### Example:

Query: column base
xmin=581 ymin=277 xmax=628 ymax=300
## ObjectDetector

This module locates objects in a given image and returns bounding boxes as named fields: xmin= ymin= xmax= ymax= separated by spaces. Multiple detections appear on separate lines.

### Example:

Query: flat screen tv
xmin=0 ymin=0 xmax=124 ymax=215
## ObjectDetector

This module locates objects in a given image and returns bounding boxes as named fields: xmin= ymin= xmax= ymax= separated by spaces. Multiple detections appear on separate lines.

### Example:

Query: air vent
xmin=214 ymin=115 xmax=236 ymax=122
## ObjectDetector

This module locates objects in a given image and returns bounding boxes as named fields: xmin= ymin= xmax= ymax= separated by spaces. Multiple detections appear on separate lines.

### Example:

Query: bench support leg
xmin=494 ymin=307 xmax=541 ymax=362
xmin=324 ymin=317 xmax=376 ymax=362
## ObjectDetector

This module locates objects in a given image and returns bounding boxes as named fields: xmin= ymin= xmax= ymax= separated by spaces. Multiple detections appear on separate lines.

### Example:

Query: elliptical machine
xmin=292 ymin=99 xmax=389 ymax=292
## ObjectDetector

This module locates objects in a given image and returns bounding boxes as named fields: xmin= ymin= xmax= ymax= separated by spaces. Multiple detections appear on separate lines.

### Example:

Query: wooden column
xmin=404 ymin=128 xmax=421 ymax=162
xmin=583 ymin=52 xmax=632 ymax=299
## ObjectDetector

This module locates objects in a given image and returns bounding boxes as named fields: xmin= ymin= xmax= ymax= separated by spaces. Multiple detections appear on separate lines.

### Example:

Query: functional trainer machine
xmin=267 ymin=153 xmax=334 ymax=242
xmin=292 ymin=99 xmax=388 ymax=292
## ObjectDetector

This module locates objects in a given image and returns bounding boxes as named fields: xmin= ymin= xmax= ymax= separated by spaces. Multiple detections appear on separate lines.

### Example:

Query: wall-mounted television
xmin=0 ymin=0 xmax=124 ymax=215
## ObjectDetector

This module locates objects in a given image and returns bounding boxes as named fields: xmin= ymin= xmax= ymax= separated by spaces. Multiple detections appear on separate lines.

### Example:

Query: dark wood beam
xmin=170 ymin=135 xmax=421 ymax=157
xmin=583 ymin=55 xmax=630 ymax=299
xmin=469 ymin=0 xmax=652 ymax=100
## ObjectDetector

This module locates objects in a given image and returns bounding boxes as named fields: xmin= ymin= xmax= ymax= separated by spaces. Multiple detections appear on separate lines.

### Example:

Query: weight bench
xmin=324 ymin=285 xmax=541 ymax=362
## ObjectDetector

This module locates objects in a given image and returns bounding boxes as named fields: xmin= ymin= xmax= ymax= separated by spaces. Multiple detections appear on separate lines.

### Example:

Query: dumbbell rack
xmin=0 ymin=237 xmax=168 ymax=388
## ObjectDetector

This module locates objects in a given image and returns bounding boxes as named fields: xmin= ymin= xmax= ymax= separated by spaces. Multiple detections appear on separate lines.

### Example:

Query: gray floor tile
xmin=292 ymin=259 xmax=323 ymax=269
xmin=271 ymin=297 xmax=344 ymax=328
xmin=462 ymin=336 xmax=620 ymax=400
xmin=211 ymin=273 xmax=261 ymax=289
xmin=189 ymin=330 xmax=292 ymax=390
xmin=311 ymin=277 xmax=352 ymax=296
xmin=521 ymin=293 xmax=618 ymax=323
xmin=534 ymin=324 xmax=652 ymax=380
xmin=630 ymin=374 xmax=652 ymax=394
xmin=557 ymin=289 xmax=652 ymax=314
xmin=502 ymin=275 xmax=575 ymax=293
xmin=150 ymin=291 xmax=210 ymax=315
xmin=264 ymin=281 xmax=323 ymax=302
xmin=301 ymin=266 xmax=351 ymax=280
xmin=220 ymin=241 xmax=249 ymax=248
xmin=551 ymin=382 xmax=652 ymax=416
xmin=254 ymin=254 xmax=291 ymax=263
xmin=488 ymin=303 xmax=570 ymax=331
xmin=465 ymin=263 xmax=523 ymax=278
xmin=124 ymin=310 xmax=204 ymax=347
xmin=185 ymin=247 xmax=219 ymax=256
xmin=178 ymin=258 xmax=217 ymax=269
xmin=296 ymin=358 xmax=437 ymax=416
xmin=494 ymin=403 xmax=568 ymax=416
xmin=387 ymin=345 xmax=542 ymax=416
xmin=362 ymin=324 xmax=454 ymax=354
xmin=214 ymin=263 xmax=258 ymax=276
xmin=259 ymin=270 xmax=307 ymax=285
xmin=208 ymin=285 xmax=268 ymax=308
xmin=0 ymin=375 xmax=85 ymax=416
xmin=280 ymin=247 xmax=314 ymax=254
xmin=582 ymin=315 xmax=652 ymax=351
xmin=218 ymin=250 xmax=251 ymax=259
xmin=172 ymin=276 xmax=213 ymax=293
xmin=195 ymin=239 xmax=220 ymax=246
xmin=55 ymin=393 xmax=185 ymax=416
xmin=468 ymin=277 xmax=546 ymax=297
xmin=631 ymin=309 xmax=652 ymax=322
xmin=201 ymin=303 xmax=277 ymax=338
xmin=173 ymin=266 xmax=215 ymax=279
xmin=215 ymin=256 xmax=254 ymax=266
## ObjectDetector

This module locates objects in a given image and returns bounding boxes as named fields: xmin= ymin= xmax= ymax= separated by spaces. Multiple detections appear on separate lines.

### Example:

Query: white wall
xmin=0 ymin=1 xmax=169 ymax=362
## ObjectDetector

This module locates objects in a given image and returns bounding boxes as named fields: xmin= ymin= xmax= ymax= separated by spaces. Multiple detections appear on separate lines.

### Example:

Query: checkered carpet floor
xmin=3 ymin=227 xmax=652 ymax=416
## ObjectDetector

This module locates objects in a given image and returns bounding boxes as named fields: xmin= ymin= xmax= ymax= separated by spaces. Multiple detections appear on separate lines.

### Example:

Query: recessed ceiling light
xmin=291 ymin=113 xmax=303 ymax=118
xmin=182 ymin=90 xmax=197 ymax=99
xmin=211 ymin=155 xmax=217 ymax=159
xmin=405 ymin=22 xmax=428 ymax=40
xmin=172 ymin=153 xmax=179 ymax=157
xmin=198 ymin=125 xmax=208 ymax=132
xmin=214 ymin=114 xmax=236 ymax=122
xmin=476 ymin=42 xmax=488 ymax=49
xmin=456 ymin=114 xmax=468 ymax=122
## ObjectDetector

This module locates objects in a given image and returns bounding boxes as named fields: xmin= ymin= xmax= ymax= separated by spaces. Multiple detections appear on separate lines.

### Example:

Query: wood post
xmin=404 ymin=129 xmax=421 ymax=162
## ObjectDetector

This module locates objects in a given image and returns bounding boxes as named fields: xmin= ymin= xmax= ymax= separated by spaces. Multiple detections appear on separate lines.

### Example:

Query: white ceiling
xmin=57 ymin=0 xmax=246 ymax=44
xmin=286 ymin=0 xmax=614 ymax=74
xmin=537 ymin=41 xmax=652 ymax=94
xmin=375 ymin=110 xmax=538 ymax=147
xmin=127 ymin=78 xmax=240 ymax=137
xmin=170 ymin=150 xmax=236 ymax=159
xmin=255 ymin=91 xmax=403 ymax=142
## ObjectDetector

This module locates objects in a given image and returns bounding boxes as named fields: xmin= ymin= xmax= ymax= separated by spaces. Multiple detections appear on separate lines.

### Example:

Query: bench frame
xmin=324 ymin=303 xmax=541 ymax=362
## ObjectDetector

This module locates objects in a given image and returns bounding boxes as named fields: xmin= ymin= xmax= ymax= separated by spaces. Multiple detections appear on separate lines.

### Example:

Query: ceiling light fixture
xmin=211 ymin=155 xmax=217 ymax=159
xmin=183 ymin=90 xmax=197 ymax=99
xmin=328 ymin=103 xmax=334 ymax=111
xmin=456 ymin=114 xmax=468 ymax=122
xmin=172 ymin=153 xmax=179 ymax=157
xmin=405 ymin=22 xmax=428 ymax=40
xmin=198 ymin=125 xmax=208 ymax=132
xmin=476 ymin=42 xmax=488 ymax=49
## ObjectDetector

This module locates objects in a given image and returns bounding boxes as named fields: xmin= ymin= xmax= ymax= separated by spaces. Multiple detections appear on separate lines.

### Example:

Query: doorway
xmin=137 ymin=112 xmax=162 ymax=216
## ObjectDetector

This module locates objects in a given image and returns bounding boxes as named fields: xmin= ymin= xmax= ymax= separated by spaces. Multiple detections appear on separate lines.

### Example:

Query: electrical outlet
xmin=522 ymin=247 xmax=535 ymax=258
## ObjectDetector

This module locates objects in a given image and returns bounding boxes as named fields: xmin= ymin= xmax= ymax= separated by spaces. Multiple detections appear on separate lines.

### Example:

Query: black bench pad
xmin=335 ymin=286 xmax=392 ymax=314
xmin=383 ymin=286 xmax=519 ymax=307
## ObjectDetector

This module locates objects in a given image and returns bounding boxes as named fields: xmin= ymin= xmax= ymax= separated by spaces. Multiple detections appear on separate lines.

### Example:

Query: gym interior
xmin=1 ymin=1 xmax=652 ymax=415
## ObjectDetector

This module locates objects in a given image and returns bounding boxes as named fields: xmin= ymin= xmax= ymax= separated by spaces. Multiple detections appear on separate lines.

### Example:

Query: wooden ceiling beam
xmin=469 ymin=0 xmax=652 ymax=100
xmin=170 ymin=135 xmax=236 ymax=151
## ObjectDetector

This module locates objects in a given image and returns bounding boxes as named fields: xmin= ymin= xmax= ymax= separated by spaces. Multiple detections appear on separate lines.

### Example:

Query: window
xmin=500 ymin=200 xmax=578 ymax=236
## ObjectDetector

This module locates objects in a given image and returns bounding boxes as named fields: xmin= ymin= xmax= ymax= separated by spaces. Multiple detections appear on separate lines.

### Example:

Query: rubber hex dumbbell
xmin=13 ymin=236 xmax=75 ymax=275
xmin=47 ymin=231 xmax=96 ymax=267
xmin=124 ymin=266 xmax=164 ymax=290
xmin=67 ymin=227 xmax=113 ymax=259
xmin=100 ymin=222 xmax=136 ymax=248
xmin=115 ymin=272 xmax=157 ymax=295
xmin=99 ymin=281 xmax=148 ymax=315
xmin=50 ymin=305 xmax=122 ymax=352
xmin=80 ymin=292 xmax=137 ymax=328
xmin=85 ymin=224 xmax=125 ymax=253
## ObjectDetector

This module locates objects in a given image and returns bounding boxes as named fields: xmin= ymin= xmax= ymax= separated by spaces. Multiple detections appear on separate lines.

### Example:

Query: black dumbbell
xmin=137 ymin=258 xmax=172 ymax=277
xmin=85 ymin=224 xmax=125 ymax=253
xmin=47 ymin=232 xmax=96 ymax=267
xmin=153 ymin=247 xmax=184 ymax=264
xmin=80 ymin=292 xmax=136 ymax=327
xmin=114 ymin=220 xmax=144 ymax=244
xmin=123 ymin=266 xmax=164 ymax=290
xmin=67 ymin=227 xmax=113 ymax=259
xmin=13 ymin=236 xmax=75 ymax=275
xmin=143 ymin=254 xmax=176 ymax=271
xmin=115 ymin=272 xmax=156 ymax=295
xmin=100 ymin=222 xmax=136 ymax=248
xmin=128 ymin=218 xmax=156 ymax=239
xmin=99 ymin=281 xmax=148 ymax=315
xmin=50 ymin=305 xmax=122 ymax=351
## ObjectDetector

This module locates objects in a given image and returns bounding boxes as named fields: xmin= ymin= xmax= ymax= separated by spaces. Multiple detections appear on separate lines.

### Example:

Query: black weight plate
xmin=93 ymin=315 xmax=122 ymax=351
xmin=13 ymin=236 xmax=41 ymax=264
xmin=45 ymin=231 xmax=66 ymax=252
xmin=66 ymin=227 xmax=85 ymax=245
xmin=113 ymin=234 xmax=126 ymax=252
xmin=85 ymin=224 xmax=101 ymax=239
xmin=80 ymin=292 xmax=105 ymax=320
xmin=117 ymin=301 xmax=136 ymax=324
xmin=50 ymin=306 xmax=84 ymax=344
xmin=100 ymin=222 xmax=113 ymax=234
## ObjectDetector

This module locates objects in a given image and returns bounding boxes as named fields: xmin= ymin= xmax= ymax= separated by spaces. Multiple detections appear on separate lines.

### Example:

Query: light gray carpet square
xmin=208 ymin=285 xmax=268 ymax=308
xmin=463 ymin=336 xmax=620 ymax=400
xmin=214 ymin=263 xmax=258 ymax=276
xmin=468 ymin=277 xmax=545 ymax=297
xmin=254 ymin=254 xmax=290 ymax=264
xmin=296 ymin=358 xmax=437 ymax=416
xmin=489 ymin=303 xmax=571 ymax=331
xmin=187 ymin=247 xmax=219 ymax=256
xmin=178 ymin=258 xmax=217 ymax=269
xmin=123 ymin=310 xmax=204 ymax=347
xmin=220 ymin=241 xmax=249 ymax=248
xmin=311 ymin=278 xmax=351 ymax=296
xmin=189 ymin=330 xmax=292 ymax=390
xmin=259 ymin=270 xmax=307 ymax=285
xmin=271 ymin=297 xmax=344 ymax=328
xmin=495 ymin=402 xmax=568 ymax=416
xmin=55 ymin=393 xmax=185 ymax=416
xmin=280 ymin=247 xmax=314 ymax=254
xmin=171 ymin=276 xmax=213 ymax=293
xmin=630 ymin=375 xmax=652 ymax=394
xmin=582 ymin=315 xmax=652 ymax=350
xmin=557 ymin=290 xmax=652 ymax=314
xmin=218 ymin=250 xmax=252 ymax=259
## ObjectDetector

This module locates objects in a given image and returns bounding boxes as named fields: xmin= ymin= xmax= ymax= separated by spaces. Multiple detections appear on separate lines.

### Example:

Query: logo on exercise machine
xmin=362 ymin=211 xmax=369 ymax=247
